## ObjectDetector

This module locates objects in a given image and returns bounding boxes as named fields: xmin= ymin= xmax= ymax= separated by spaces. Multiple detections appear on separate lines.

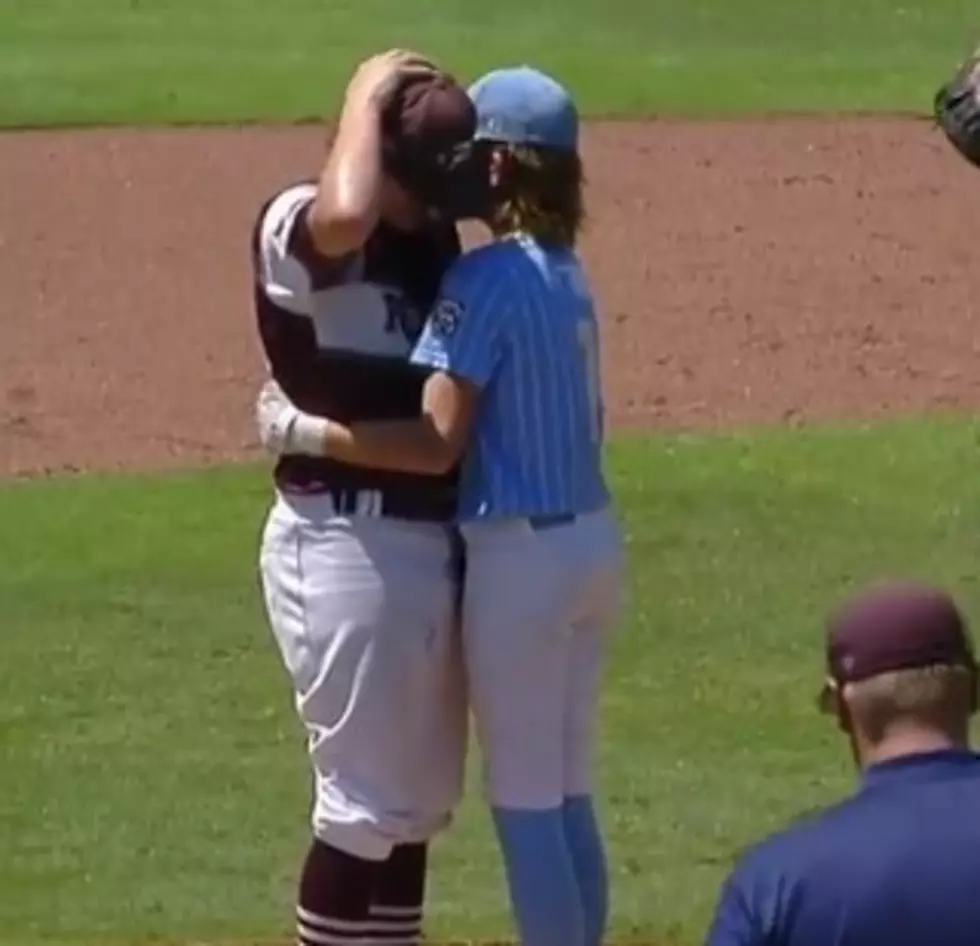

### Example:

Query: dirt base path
xmin=3 ymin=118 xmax=980 ymax=477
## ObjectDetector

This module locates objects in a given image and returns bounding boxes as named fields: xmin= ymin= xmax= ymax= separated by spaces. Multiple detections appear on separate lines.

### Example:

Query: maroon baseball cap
xmin=820 ymin=582 xmax=975 ymax=709
xmin=381 ymin=72 xmax=477 ymax=211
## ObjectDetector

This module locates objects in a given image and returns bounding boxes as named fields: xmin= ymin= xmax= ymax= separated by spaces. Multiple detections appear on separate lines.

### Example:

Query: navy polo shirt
xmin=704 ymin=750 xmax=980 ymax=946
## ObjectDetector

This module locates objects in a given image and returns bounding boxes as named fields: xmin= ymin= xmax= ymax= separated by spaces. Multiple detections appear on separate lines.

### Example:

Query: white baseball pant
xmin=258 ymin=491 xmax=468 ymax=860
xmin=459 ymin=506 xmax=623 ymax=809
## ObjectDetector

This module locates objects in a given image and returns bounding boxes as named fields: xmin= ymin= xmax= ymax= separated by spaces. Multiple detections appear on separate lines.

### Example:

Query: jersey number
xmin=576 ymin=318 xmax=603 ymax=444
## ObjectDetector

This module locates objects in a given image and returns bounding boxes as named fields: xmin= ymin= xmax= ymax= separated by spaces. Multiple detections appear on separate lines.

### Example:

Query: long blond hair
xmin=489 ymin=143 xmax=585 ymax=246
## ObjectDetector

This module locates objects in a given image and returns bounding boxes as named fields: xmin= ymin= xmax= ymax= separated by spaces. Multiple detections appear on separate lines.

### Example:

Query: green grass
xmin=4 ymin=416 xmax=980 ymax=945
xmin=1 ymin=0 xmax=979 ymax=126
xmin=6 ymin=6 xmax=980 ymax=941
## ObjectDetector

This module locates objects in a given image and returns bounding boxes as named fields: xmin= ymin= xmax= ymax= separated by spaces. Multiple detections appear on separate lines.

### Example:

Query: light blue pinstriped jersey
xmin=410 ymin=233 xmax=610 ymax=520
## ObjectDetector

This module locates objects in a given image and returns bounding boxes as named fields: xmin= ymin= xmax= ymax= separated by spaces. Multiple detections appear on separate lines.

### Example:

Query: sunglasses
xmin=816 ymin=677 xmax=840 ymax=715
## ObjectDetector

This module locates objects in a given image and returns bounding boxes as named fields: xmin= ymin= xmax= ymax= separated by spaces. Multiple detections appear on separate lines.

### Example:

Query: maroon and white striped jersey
xmin=250 ymin=181 xmax=461 ymax=521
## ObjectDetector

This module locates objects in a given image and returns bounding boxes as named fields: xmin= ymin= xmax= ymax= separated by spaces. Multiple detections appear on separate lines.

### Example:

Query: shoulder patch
xmin=432 ymin=297 xmax=465 ymax=337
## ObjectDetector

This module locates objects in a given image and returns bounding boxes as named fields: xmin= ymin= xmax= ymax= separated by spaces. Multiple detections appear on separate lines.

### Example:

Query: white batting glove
xmin=255 ymin=379 xmax=329 ymax=457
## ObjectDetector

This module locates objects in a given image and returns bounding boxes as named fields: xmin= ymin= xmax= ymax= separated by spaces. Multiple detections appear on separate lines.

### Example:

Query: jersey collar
xmin=861 ymin=748 xmax=980 ymax=791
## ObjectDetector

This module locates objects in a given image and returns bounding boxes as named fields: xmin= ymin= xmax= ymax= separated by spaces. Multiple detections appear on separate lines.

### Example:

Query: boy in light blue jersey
xmin=258 ymin=65 xmax=623 ymax=946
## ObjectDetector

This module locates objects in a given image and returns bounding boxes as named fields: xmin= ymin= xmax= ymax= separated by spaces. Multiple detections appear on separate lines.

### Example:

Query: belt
xmin=328 ymin=489 xmax=385 ymax=516
xmin=282 ymin=485 xmax=454 ymax=523
xmin=528 ymin=513 xmax=577 ymax=531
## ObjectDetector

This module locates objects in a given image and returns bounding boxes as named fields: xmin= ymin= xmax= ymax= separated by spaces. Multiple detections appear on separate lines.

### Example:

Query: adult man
xmin=251 ymin=50 xmax=474 ymax=946
xmin=259 ymin=66 xmax=623 ymax=946
xmin=705 ymin=580 xmax=980 ymax=946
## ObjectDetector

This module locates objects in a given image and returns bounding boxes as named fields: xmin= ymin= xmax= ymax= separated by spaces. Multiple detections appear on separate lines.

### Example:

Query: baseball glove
xmin=934 ymin=49 xmax=980 ymax=168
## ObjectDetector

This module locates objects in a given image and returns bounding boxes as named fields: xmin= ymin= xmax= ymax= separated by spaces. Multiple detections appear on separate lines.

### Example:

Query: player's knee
xmin=563 ymin=758 xmax=595 ymax=798
xmin=484 ymin=752 xmax=565 ymax=809
xmin=486 ymin=777 xmax=565 ymax=810
xmin=311 ymin=814 xmax=394 ymax=862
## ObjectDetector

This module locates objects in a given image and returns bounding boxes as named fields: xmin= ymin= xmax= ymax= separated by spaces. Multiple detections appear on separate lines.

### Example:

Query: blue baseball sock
xmin=491 ymin=806 xmax=586 ymax=946
xmin=562 ymin=795 xmax=609 ymax=946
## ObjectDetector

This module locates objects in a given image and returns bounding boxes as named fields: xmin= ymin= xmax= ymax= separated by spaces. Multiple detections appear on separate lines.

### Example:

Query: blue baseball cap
xmin=467 ymin=66 xmax=579 ymax=152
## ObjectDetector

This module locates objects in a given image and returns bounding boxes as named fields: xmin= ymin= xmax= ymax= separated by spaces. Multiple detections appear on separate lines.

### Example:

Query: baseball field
xmin=3 ymin=1 xmax=980 ymax=944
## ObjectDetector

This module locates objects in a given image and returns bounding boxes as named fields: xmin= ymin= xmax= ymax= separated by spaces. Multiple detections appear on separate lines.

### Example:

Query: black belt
xmin=528 ymin=513 xmax=577 ymax=530
xmin=283 ymin=485 xmax=455 ymax=523
xmin=336 ymin=488 xmax=454 ymax=522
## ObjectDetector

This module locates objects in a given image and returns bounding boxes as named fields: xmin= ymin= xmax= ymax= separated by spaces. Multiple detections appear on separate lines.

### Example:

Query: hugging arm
xmin=257 ymin=257 xmax=506 ymax=472
xmin=254 ymin=361 xmax=479 ymax=475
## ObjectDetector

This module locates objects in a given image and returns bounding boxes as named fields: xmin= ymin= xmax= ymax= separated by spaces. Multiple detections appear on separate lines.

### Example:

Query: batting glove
xmin=255 ymin=379 xmax=328 ymax=457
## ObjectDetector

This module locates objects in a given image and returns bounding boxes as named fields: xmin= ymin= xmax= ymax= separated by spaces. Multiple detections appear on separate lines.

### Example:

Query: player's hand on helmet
xmin=344 ymin=49 xmax=437 ymax=111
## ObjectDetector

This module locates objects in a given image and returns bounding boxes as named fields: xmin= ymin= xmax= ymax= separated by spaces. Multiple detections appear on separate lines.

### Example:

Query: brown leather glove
xmin=934 ymin=50 xmax=980 ymax=168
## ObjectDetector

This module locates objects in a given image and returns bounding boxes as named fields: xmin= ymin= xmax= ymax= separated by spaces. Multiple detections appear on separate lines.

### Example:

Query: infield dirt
xmin=3 ymin=117 xmax=980 ymax=478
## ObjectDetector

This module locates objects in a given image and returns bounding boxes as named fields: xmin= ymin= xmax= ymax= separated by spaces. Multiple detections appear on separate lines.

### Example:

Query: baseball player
xmin=259 ymin=66 xmax=623 ymax=946
xmin=250 ymin=50 xmax=474 ymax=946
xmin=705 ymin=581 xmax=980 ymax=946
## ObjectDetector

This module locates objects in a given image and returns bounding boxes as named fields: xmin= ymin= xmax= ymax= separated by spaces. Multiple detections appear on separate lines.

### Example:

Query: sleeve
xmin=409 ymin=251 xmax=508 ymax=388
xmin=252 ymin=184 xmax=357 ymax=315
xmin=703 ymin=869 xmax=763 ymax=946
